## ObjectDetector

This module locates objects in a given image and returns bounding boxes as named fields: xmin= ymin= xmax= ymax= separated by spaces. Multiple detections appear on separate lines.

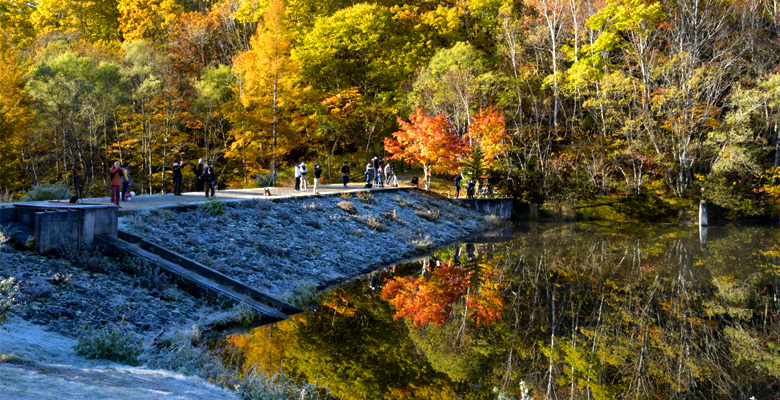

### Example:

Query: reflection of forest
xmin=224 ymin=223 xmax=780 ymax=399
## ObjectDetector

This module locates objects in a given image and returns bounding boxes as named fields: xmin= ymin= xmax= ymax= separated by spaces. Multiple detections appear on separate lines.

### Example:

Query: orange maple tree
xmin=381 ymin=261 xmax=504 ymax=327
xmin=384 ymin=108 xmax=466 ymax=190
xmin=467 ymin=106 xmax=508 ymax=168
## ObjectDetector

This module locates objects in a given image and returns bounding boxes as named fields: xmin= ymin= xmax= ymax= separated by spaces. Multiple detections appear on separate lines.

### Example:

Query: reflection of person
xmin=172 ymin=161 xmax=185 ymax=195
xmin=203 ymin=161 xmax=215 ymax=197
xmin=109 ymin=161 xmax=123 ymax=206
xmin=313 ymin=163 xmax=322 ymax=194
xmin=121 ymin=163 xmax=131 ymax=201
xmin=341 ymin=162 xmax=350 ymax=187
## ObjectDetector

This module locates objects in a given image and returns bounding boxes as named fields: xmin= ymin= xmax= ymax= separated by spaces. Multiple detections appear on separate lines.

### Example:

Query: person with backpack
xmin=466 ymin=178 xmax=476 ymax=198
xmin=109 ymin=161 xmax=124 ymax=206
xmin=121 ymin=163 xmax=131 ymax=201
xmin=313 ymin=163 xmax=323 ymax=194
xmin=341 ymin=161 xmax=350 ymax=187
xmin=300 ymin=161 xmax=309 ymax=191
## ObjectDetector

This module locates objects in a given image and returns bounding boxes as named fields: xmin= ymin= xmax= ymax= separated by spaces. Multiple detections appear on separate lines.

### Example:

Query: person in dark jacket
xmin=341 ymin=162 xmax=350 ymax=187
xmin=203 ymin=161 xmax=215 ymax=197
xmin=466 ymin=178 xmax=476 ymax=198
xmin=313 ymin=163 xmax=323 ymax=194
xmin=194 ymin=159 xmax=204 ymax=192
xmin=172 ymin=161 xmax=185 ymax=195
xmin=454 ymin=174 xmax=462 ymax=198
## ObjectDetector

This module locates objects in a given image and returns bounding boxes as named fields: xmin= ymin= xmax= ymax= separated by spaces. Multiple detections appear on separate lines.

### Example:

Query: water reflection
xmin=222 ymin=223 xmax=780 ymax=399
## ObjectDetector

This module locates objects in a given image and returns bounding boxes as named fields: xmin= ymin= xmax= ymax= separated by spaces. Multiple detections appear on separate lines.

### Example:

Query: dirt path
xmin=77 ymin=184 xmax=410 ymax=212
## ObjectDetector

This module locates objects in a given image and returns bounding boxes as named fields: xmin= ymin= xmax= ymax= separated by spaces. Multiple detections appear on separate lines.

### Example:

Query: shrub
xmin=198 ymin=198 xmax=226 ymax=216
xmin=411 ymin=236 xmax=433 ymax=252
xmin=146 ymin=326 xmax=227 ymax=377
xmin=287 ymin=281 xmax=319 ymax=311
xmin=20 ymin=181 xmax=73 ymax=202
xmin=75 ymin=321 xmax=143 ymax=365
xmin=415 ymin=208 xmax=440 ymax=221
xmin=356 ymin=191 xmax=374 ymax=204
xmin=0 ymin=188 xmax=12 ymax=203
xmin=238 ymin=364 xmax=335 ymax=400
xmin=59 ymin=247 xmax=111 ymax=273
xmin=0 ymin=277 xmax=18 ymax=326
xmin=336 ymin=201 xmax=357 ymax=215
xmin=365 ymin=215 xmax=386 ymax=232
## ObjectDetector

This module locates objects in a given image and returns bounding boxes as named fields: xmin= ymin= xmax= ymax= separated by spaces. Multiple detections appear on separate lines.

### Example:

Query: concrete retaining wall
xmin=454 ymin=198 xmax=514 ymax=219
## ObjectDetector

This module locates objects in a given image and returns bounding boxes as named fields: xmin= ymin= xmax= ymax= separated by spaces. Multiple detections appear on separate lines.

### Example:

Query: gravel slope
xmin=121 ymin=190 xmax=490 ymax=300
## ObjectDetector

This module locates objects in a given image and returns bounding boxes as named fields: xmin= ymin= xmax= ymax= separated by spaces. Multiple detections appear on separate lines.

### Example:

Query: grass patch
xmin=75 ymin=321 xmax=143 ymax=365
xmin=356 ymin=191 xmax=374 ymax=204
xmin=364 ymin=215 xmax=387 ymax=232
xmin=415 ymin=208 xmax=440 ymax=222
xmin=411 ymin=235 xmax=433 ymax=252
xmin=337 ymin=201 xmax=357 ymax=215
xmin=0 ymin=277 xmax=18 ymax=326
xmin=198 ymin=198 xmax=226 ymax=216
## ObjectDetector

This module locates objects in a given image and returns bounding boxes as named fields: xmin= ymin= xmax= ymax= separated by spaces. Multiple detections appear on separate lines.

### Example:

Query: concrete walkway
xmin=6 ymin=184 xmax=410 ymax=213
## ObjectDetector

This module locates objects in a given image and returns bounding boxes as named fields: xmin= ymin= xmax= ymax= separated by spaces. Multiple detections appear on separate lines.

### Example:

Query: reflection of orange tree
xmin=381 ymin=260 xmax=504 ymax=327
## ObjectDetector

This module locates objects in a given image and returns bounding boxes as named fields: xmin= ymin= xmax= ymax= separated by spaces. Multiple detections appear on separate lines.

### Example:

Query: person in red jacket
xmin=109 ymin=161 xmax=124 ymax=206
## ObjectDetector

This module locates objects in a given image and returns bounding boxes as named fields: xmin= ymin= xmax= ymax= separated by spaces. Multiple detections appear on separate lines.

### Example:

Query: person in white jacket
xmin=299 ymin=162 xmax=309 ymax=191
xmin=294 ymin=163 xmax=301 ymax=191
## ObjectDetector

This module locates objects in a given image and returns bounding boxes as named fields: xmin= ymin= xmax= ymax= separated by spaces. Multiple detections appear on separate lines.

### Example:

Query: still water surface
xmin=221 ymin=222 xmax=780 ymax=399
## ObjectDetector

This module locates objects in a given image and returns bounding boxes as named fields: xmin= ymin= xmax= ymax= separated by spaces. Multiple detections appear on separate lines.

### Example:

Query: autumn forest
xmin=2 ymin=0 xmax=780 ymax=214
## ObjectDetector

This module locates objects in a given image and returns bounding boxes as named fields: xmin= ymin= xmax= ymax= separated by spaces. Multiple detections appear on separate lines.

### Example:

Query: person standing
xmin=454 ymin=174 xmax=462 ymax=199
xmin=300 ymin=161 xmax=309 ymax=191
xmin=372 ymin=157 xmax=380 ymax=185
xmin=341 ymin=161 xmax=350 ymax=187
xmin=365 ymin=163 xmax=373 ymax=185
xmin=203 ymin=160 xmax=215 ymax=197
xmin=172 ymin=161 xmax=185 ymax=195
xmin=294 ymin=162 xmax=301 ymax=191
xmin=384 ymin=163 xmax=392 ymax=186
xmin=194 ymin=159 xmax=204 ymax=192
xmin=121 ymin=163 xmax=131 ymax=201
xmin=466 ymin=178 xmax=476 ymax=198
xmin=313 ymin=163 xmax=323 ymax=194
xmin=109 ymin=161 xmax=123 ymax=206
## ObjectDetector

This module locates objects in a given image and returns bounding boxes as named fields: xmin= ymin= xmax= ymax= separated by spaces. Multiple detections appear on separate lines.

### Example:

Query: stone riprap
xmin=121 ymin=190 xmax=489 ymax=300
xmin=0 ymin=242 xmax=225 ymax=338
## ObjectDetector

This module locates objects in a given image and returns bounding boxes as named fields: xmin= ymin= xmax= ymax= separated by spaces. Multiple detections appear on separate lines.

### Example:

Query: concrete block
xmin=0 ymin=207 xmax=14 ymax=223
xmin=35 ymin=210 xmax=79 ymax=252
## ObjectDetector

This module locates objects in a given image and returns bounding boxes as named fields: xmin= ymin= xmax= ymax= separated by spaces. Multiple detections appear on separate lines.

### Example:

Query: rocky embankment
xmin=121 ymin=190 xmax=492 ymax=301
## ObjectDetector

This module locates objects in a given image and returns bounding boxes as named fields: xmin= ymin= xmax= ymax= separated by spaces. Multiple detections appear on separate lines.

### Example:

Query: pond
xmin=218 ymin=222 xmax=780 ymax=399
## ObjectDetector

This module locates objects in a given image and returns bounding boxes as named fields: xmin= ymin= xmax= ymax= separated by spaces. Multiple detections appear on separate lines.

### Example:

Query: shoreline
xmin=0 ymin=189 xmax=495 ymax=398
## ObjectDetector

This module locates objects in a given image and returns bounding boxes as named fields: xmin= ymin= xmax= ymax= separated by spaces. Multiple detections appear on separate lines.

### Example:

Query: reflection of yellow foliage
xmin=320 ymin=291 xmax=357 ymax=317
